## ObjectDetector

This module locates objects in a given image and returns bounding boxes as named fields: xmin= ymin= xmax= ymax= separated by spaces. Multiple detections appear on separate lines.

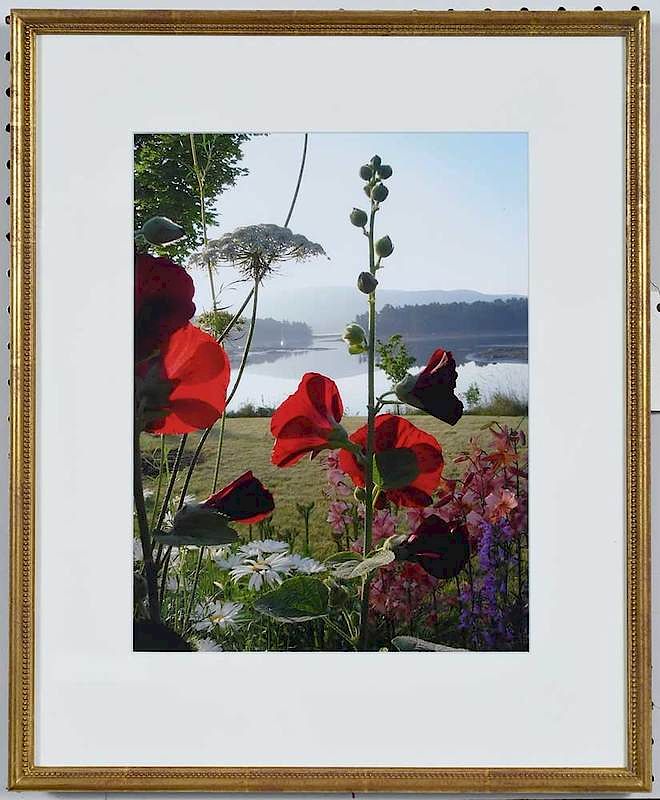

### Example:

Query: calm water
xmin=228 ymin=333 xmax=528 ymax=416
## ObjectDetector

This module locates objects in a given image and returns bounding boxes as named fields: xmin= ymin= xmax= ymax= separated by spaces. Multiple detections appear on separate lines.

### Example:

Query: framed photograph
xmin=8 ymin=8 xmax=650 ymax=793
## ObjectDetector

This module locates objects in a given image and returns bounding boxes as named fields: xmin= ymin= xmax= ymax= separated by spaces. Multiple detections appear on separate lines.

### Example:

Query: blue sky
xmin=194 ymin=132 xmax=528 ymax=310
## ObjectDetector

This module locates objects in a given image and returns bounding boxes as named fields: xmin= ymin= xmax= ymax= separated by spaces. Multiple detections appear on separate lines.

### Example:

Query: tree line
xmin=355 ymin=297 xmax=527 ymax=338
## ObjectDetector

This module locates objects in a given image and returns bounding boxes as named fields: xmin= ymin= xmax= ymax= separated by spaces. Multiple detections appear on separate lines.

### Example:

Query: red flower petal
xmin=407 ymin=348 xmax=463 ymax=426
xmin=271 ymin=373 xmax=344 ymax=467
xmin=144 ymin=324 xmax=230 ymax=435
xmin=135 ymin=254 xmax=195 ymax=361
xmin=338 ymin=414 xmax=444 ymax=508
xmin=202 ymin=471 xmax=274 ymax=524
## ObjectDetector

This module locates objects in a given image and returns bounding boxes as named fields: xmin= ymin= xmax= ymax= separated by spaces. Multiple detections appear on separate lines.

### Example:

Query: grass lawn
xmin=142 ymin=414 xmax=527 ymax=559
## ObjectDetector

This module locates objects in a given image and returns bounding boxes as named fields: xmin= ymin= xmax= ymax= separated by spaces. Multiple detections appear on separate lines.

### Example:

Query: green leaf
xmin=331 ymin=549 xmax=394 ymax=580
xmin=351 ymin=549 xmax=395 ymax=578
xmin=254 ymin=576 xmax=329 ymax=623
xmin=156 ymin=505 xmax=238 ymax=546
xmin=325 ymin=551 xmax=362 ymax=565
xmin=392 ymin=635 xmax=467 ymax=652
xmin=374 ymin=447 xmax=419 ymax=489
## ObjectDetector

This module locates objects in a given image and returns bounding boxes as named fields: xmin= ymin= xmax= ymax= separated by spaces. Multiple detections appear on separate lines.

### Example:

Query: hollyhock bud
xmin=363 ymin=184 xmax=373 ymax=198
xmin=376 ymin=164 xmax=393 ymax=179
xmin=141 ymin=216 xmax=185 ymax=245
xmin=370 ymin=155 xmax=382 ymax=168
xmin=375 ymin=236 xmax=394 ymax=258
xmin=357 ymin=271 xmax=378 ymax=294
xmin=395 ymin=348 xmax=464 ymax=426
xmin=342 ymin=323 xmax=368 ymax=351
xmin=371 ymin=183 xmax=389 ymax=203
xmin=354 ymin=487 xmax=367 ymax=502
xmin=350 ymin=208 xmax=368 ymax=228
xmin=359 ymin=164 xmax=374 ymax=180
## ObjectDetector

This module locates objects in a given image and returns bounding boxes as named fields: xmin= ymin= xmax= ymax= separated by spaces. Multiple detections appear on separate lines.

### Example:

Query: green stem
xmin=218 ymin=132 xmax=308 ymax=344
xmin=183 ymin=547 xmax=205 ymax=633
xmin=358 ymin=201 xmax=378 ymax=652
xmin=211 ymin=412 xmax=227 ymax=493
xmin=189 ymin=133 xmax=217 ymax=310
xmin=134 ymin=414 xmax=160 ymax=623
xmin=149 ymin=435 xmax=166 ymax=530
xmin=226 ymin=277 xmax=259 ymax=407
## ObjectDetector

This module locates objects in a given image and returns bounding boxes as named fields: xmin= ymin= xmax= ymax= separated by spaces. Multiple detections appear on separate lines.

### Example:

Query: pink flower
xmin=372 ymin=509 xmax=397 ymax=541
xmin=405 ymin=505 xmax=440 ymax=531
xmin=324 ymin=450 xmax=341 ymax=470
xmin=485 ymin=488 xmax=518 ymax=522
xmin=327 ymin=468 xmax=352 ymax=497
xmin=327 ymin=500 xmax=350 ymax=532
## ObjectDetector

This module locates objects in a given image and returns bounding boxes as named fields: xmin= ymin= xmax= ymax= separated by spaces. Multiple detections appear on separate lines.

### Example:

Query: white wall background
xmin=0 ymin=0 xmax=658 ymax=798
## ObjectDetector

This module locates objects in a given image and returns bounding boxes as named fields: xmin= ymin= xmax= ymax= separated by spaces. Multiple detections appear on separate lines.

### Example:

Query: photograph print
xmin=133 ymin=132 xmax=528 ymax=653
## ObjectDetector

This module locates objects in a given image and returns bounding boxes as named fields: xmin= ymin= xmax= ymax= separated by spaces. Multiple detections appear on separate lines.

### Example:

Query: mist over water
xmin=228 ymin=333 xmax=528 ymax=415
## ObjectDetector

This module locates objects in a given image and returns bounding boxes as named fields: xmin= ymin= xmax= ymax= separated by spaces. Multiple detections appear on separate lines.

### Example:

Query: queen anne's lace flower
xmin=188 ymin=224 xmax=326 ymax=279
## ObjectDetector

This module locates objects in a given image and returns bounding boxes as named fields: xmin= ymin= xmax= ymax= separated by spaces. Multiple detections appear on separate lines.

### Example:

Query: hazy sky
xmin=193 ymin=132 xmax=528 ymax=311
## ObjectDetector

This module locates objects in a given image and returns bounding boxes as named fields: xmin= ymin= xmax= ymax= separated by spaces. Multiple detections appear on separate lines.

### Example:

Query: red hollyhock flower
xmin=135 ymin=254 xmax=195 ymax=361
xmin=271 ymin=372 xmax=348 ymax=467
xmin=399 ymin=515 xmax=470 ymax=579
xmin=201 ymin=471 xmax=274 ymax=524
xmin=395 ymin=348 xmax=463 ymax=426
xmin=140 ymin=323 xmax=230 ymax=435
xmin=339 ymin=414 xmax=444 ymax=508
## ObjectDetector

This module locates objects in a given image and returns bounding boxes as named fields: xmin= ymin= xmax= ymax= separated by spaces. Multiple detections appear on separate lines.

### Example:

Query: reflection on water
xmin=228 ymin=334 xmax=528 ymax=415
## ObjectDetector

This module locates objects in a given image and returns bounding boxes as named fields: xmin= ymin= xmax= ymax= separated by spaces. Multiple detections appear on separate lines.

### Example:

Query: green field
xmin=142 ymin=414 xmax=527 ymax=559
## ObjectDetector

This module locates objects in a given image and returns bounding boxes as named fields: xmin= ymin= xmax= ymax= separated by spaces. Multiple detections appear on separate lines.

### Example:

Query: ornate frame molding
xmin=8 ymin=9 xmax=651 ymax=792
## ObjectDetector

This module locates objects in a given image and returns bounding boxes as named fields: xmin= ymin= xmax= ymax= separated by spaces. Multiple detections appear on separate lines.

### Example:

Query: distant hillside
xmin=355 ymin=297 xmax=528 ymax=338
xmin=256 ymin=286 xmax=523 ymax=333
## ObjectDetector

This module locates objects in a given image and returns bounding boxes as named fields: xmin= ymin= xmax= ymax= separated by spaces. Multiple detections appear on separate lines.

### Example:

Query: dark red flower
xmin=338 ymin=414 xmax=444 ymax=508
xmin=271 ymin=373 xmax=347 ymax=467
xmin=139 ymin=323 xmax=230 ymax=435
xmin=135 ymin=254 xmax=195 ymax=361
xmin=399 ymin=515 xmax=470 ymax=579
xmin=201 ymin=471 xmax=274 ymax=524
xmin=395 ymin=348 xmax=463 ymax=425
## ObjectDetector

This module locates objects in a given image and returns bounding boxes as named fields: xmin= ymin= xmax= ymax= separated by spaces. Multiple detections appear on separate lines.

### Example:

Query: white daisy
xmin=193 ymin=601 xmax=244 ymax=633
xmin=214 ymin=550 xmax=244 ymax=571
xmin=238 ymin=539 xmax=289 ymax=558
xmin=230 ymin=552 xmax=292 ymax=591
xmin=195 ymin=638 xmax=223 ymax=652
xmin=286 ymin=553 xmax=326 ymax=574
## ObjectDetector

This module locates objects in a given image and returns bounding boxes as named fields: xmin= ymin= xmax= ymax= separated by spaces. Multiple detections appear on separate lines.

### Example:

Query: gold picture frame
xmin=8 ymin=9 xmax=650 ymax=793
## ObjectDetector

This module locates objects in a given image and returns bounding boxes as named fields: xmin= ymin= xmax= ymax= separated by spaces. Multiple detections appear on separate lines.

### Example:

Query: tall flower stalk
xmin=349 ymin=154 xmax=395 ymax=650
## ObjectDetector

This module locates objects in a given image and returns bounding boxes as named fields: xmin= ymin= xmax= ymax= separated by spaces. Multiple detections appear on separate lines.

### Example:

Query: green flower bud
xmin=354 ymin=487 xmax=367 ymax=502
xmin=350 ymin=208 xmax=368 ymax=228
xmin=342 ymin=323 xmax=368 ymax=348
xmin=377 ymin=164 xmax=393 ymax=179
xmin=359 ymin=164 xmax=374 ymax=181
xmin=371 ymin=183 xmax=389 ymax=203
xmin=141 ymin=216 xmax=185 ymax=245
xmin=370 ymin=154 xmax=382 ymax=168
xmin=357 ymin=271 xmax=378 ymax=294
xmin=363 ymin=184 xmax=373 ymax=198
xmin=375 ymin=235 xmax=394 ymax=258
